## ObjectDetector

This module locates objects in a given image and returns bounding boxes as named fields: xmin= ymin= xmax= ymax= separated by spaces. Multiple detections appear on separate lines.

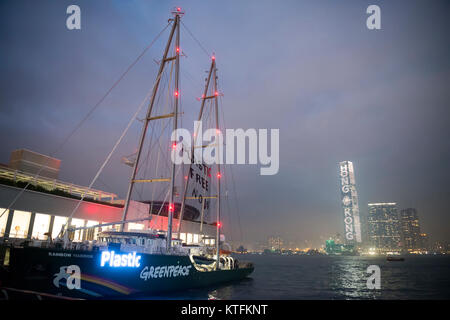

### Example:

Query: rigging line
xmin=180 ymin=66 xmax=205 ymax=95
xmin=222 ymin=165 xmax=235 ymax=244
xmin=148 ymin=74 xmax=175 ymax=181
xmin=219 ymin=95 xmax=244 ymax=243
xmin=132 ymin=47 xmax=173 ymax=180
xmin=139 ymin=68 xmax=170 ymax=200
xmin=62 ymin=64 xmax=169 ymax=233
xmin=148 ymin=164 xmax=183 ymax=230
xmin=0 ymin=22 xmax=171 ymax=220
xmin=147 ymin=69 xmax=170 ymax=209
xmin=136 ymin=64 xmax=175 ymax=193
xmin=148 ymin=62 xmax=176 ymax=210
xmin=63 ymin=86 xmax=155 ymax=229
xmin=180 ymin=21 xmax=212 ymax=58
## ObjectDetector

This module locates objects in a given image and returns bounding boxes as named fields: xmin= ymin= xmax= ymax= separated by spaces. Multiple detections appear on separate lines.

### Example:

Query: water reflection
xmin=328 ymin=257 xmax=382 ymax=299
xmin=127 ymin=255 xmax=450 ymax=300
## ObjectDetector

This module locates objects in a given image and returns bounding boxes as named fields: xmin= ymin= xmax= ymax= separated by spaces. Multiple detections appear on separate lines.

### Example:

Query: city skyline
xmin=1 ymin=0 xmax=449 ymax=247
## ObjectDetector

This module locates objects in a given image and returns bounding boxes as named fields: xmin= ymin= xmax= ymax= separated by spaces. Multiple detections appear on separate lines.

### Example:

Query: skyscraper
xmin=399 ymin=208 xmax=422 ymax=251
xmin=368 ymin=203 xmax=401 ymax=252
xmin=268 ymin=236 xmax=283 ymax=251
xmin=338 ymin=161 xmax=362 ymax=244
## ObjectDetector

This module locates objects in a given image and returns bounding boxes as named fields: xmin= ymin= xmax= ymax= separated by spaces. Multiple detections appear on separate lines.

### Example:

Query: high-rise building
xmin=268 ymin=236 xmax=283 ymax=251
xmin=399 ymin=208 xmax=422 ymax=251
xmin=338 ymin=161 xmax=362 ymax=244
xmin=420 ymin=233 xmax=429 ymax=251
xmin=368 ymin=203 xmax=401 ymax=252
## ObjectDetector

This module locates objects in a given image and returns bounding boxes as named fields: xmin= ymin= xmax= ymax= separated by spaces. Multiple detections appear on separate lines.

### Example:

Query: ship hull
xmin=4 ymin=247 xmax=254 ymax=298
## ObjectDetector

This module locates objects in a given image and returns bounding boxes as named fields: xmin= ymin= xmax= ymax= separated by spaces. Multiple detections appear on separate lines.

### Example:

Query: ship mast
xmin=177 ymin=59 xmax=215 ymax=233
xmin=213 ymin=63 xmax=222 ymax=269
xmin=177 ymin=57 xmax=222 ymax=269
xmin=120 ymin=8 xmax=184 ymax=253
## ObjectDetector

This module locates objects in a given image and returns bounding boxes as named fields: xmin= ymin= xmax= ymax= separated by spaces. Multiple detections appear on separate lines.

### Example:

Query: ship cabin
xmin=96 ymin=230 xmax=187 ymax=255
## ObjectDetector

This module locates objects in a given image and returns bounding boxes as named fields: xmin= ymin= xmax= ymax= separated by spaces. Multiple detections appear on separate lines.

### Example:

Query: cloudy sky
xmin=1 ymin=0 xmax=449 ymax=248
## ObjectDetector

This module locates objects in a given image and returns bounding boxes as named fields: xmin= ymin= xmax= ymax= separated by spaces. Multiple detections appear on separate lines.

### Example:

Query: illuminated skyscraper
xmin=368 ymin=203 xmax=401 ymax=251
xmin=338 ymin=161 xmax=362 ymax=243
xmin=399 ymin=208 xmax=422 ymax=251
xmin=268 ymin=236 xmax=283 ymax=251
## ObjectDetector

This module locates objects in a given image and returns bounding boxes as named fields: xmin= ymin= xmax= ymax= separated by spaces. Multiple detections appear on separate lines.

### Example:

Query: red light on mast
xmin=174 ymin=91 xmax=179 ymax=97
xmin=217 ymin=172 xmax=221 ymax=179
xmin=212 ymin=55 xmax=215 ymax=60
xmin=169 ymin=203 xmax=174 ymax=212
xmin=217 ymin=222 xmax=222 ymax=228
xmin=214 ymin=91 xmax=218 ymax=96
xmin=172 ymin=142 xmax=177 ymax=149
xmin=176 ymin=47 xmax=180 ymax=53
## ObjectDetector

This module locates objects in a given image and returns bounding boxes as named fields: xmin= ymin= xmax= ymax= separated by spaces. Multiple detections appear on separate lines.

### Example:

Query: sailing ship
xmin=2 ymin=8 xmax=254 ymax=298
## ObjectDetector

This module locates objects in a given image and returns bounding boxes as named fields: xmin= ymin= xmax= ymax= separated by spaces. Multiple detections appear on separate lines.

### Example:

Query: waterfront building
xmin=338 ymin=161 xmax=362 ymax=244
xmin=399 ymin=208 xmax=422 ymax=251
xmin=367 ymin=202 xmax=401 ymax=252
xmin=0 ymin=149 xmax=216 ymax=245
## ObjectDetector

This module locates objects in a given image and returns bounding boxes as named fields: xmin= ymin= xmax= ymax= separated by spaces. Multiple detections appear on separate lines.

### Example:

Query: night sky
xmin=1 ymin=0 xmax=449 ymax=248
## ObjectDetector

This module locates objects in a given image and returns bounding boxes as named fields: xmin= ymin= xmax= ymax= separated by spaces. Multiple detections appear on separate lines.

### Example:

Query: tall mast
xmin=176 ymin=58 xmax=222 ymax=268
xmin=120 ymin=9 xmax=183 ymax=234
xmin=177 ymin=59 xmax=215 ymax=235
xmin=213 ymin=63 xmax=222 ymax=269
xmin=167 ymin=11 xmax=181 ymax=250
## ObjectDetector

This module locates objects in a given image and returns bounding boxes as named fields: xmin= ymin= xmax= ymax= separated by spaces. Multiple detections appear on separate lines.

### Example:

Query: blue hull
xmin=5 ymin=247 xmax=254 ymax=298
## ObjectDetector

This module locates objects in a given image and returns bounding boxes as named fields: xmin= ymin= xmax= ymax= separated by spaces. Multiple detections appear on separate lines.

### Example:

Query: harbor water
xmin=134 ymin=254 xmax=450 ymax=300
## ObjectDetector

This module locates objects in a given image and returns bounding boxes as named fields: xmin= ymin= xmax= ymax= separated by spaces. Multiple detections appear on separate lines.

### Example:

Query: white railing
xmin=0 ymin=166 xmax=117 ymax=202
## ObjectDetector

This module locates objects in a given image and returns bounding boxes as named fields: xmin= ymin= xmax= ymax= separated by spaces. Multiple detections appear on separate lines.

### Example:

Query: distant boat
xmin=387 ymin=256 xmax=405 ymax=261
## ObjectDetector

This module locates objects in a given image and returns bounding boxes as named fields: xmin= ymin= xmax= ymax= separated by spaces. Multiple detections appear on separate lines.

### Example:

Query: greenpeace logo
xmin=140 ymin=265 xmax=192 ymax=280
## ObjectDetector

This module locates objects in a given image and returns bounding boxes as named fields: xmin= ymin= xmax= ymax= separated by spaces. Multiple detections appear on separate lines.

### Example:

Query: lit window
xmin=71 ymin=218 xmax=85 ymax=242
xmin=10 ymin=210 xmax=31 ymax=239
xmin=32 ymin=213 xmax=51 ymax=240
xmin=127 ymin=223 xmax=145 ymax=231
xmin=0 ymin=208 xmax=9 ymax=237
xmin=52 ymin=216 xmax=68 ymax=239
xmin=187 ymin=233 xmax=193 ymax=244
xmin=86 ymin=220 xmax=99 ymax=240
xmin=193 ymin=234 xmax=199 ymax=244
xmin=180 ymin=233 xmax=186 ymax=242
